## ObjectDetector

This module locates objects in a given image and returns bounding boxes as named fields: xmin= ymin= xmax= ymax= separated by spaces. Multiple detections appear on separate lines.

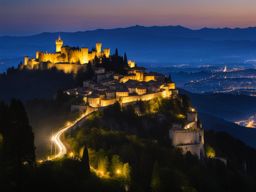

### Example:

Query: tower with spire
xmin=55 ymin=35 xmax=63 ymax=52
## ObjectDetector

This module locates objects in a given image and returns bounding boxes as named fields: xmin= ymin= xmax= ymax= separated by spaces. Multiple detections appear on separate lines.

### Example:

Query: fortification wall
xmin=170 ymin=129 xmax=204 ymax=146
xmin=69 ymin=50 xmax=81 ymax=64
xmin=100 ymin=98 xmax=117 ymax=107
xmin=144 ymin=75 xmax=155 ymax=82
xmin=46 ymin=63 xmax=85 ymax=74
xmin=88 ymin=52 xmax=96 ymax=61
xmin=39 ymin=53 xmax=61 ymax=63
xmin=120 ymin=95 xmax=141 ymax=104
xmin=140 ymin=92 xmax=161 ymax=101
xmin=88 ymin=97 xmax=101 ymax=108
xmin=120 ymin=92 xmax=161 ymax=104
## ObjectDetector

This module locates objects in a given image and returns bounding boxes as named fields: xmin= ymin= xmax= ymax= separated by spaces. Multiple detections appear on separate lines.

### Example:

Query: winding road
xmin=50 ymin=107 xmax=96 ymax=160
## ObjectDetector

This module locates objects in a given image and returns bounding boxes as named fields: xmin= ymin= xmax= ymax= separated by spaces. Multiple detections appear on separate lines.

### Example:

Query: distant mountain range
xmin=1 ymin=25 xmax=256 ymax=71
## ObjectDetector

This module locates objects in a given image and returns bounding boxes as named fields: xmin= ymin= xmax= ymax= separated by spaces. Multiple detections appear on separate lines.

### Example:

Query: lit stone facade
xmin=67 ymin=66 xmax=178 ymax=109
xmin=169 ymin=108 xmax=205 ymax=159
xmin=21 ymin=37 xmax=111 ymax=74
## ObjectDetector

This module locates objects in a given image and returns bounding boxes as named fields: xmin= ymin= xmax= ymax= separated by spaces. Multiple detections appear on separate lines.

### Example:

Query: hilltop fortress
xmin=20 ymin=37 xmax=204 ymax=158
xmin=21 ymin=36 xmax=111 ymax=74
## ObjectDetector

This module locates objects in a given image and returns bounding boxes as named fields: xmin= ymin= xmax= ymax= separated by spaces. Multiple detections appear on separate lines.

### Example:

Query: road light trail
xmin=49 ymin=107 xmax=96 ymax=160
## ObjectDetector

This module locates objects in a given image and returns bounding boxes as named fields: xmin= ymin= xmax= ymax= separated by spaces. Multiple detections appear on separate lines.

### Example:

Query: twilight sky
xmin=1 ymin=0 xmax=256 ymax=35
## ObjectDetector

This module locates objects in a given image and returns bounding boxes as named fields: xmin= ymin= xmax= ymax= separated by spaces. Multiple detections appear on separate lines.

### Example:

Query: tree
xmin=151 ymin=161 xmax=161 ymax=192
xmin=123 ymin=53 xmax=128 ymax=65
xmin=115 ymin=48 xmax=119 ymax=57
xmin=168 ymin=73 xmax=172 ymax=82
xmin=7 ymin=99 xmax=35 ymax=166
xmin=81 ymin=145 xmax=90 ymax=176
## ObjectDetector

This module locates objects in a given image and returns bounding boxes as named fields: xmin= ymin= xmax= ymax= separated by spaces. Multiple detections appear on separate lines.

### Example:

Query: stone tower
xmin=96 ymin=43 xmax=102 ymax=56
xmin=56 ymin=35 xmax=63 ymax=52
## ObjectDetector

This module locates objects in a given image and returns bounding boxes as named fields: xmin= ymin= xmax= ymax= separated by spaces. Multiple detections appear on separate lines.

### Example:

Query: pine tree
xmin=124 ymin=53 xmax=128 ymax=65
xmin=81 ymin=145 xmax=90 ymax=176
xmin=115 ymin=48 xmax=119 ymax=57
xmin=7 ymin=99 xmax=35 ymax=166
xmin=151 ymin=161 xmax=161 ymax=192
xmin=168 ymin=73 xmax=172 ymax=82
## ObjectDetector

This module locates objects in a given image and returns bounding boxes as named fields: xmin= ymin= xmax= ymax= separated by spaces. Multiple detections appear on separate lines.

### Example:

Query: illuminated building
xmin=169 ymin=108 xmax=205 ymax=159
xmin=21 ymin=37 xmax=111 ymax=74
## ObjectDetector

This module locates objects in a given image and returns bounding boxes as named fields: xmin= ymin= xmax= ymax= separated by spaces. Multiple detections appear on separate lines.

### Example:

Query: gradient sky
xmin=1 ymin=0 xmax=256 ymax=35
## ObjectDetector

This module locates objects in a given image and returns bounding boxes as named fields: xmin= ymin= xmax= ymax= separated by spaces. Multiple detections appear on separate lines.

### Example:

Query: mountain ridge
xmin=1 ymin=25 xmax=256 ymax=72
xmin=2 ymin=25 xmax=256 ymax=40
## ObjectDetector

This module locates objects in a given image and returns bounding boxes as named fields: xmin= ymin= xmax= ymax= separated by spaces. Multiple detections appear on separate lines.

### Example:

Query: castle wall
xmin=39 ymin=52 xmax=61 ymax=63
xmin=69 ymin=50 xmax=82 ymax=64
xmin=28 ymin=59 xmax=39 ymax=69
xmin=88 ymin=52 xmax=96 ymax=61
xmin=120 ymin=95 xmax=141 ymax=104
xmin=135 ymin=71 xmax=144 ymax=81
xmin=170 ymin=129 xmax=204 ymax=146
xmin=67 ymin=48 xmax=89 ymax=64
xmin=46 ymin=63 xmax=85 ymax=74
xmin=81 ymin=48 xmax=89 ymax=64
xmin=88 ymin=97 xmax=101 ymax=107
xmin=144 ymin=75 xmax=155 ymax=82
xmin=100 ymin=98 xmax=117 ymax=107
xmin=141 ymin=92 xmax=162 ymax=101
xmin=120 ymin=92 xmax=161 ymax=104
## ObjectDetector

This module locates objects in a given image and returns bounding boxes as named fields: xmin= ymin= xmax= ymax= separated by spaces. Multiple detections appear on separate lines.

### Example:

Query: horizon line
xmin=1 ymin=24 xmax=256 ymax=38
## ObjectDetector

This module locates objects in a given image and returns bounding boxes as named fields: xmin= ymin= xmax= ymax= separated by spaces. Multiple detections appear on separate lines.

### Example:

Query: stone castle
xmin=21 ymin=36 xmax=111 ymax=74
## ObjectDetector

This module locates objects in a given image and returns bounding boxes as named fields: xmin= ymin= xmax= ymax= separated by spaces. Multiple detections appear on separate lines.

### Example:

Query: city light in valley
xmin=235 ymin=114 xmax=256 ymax=128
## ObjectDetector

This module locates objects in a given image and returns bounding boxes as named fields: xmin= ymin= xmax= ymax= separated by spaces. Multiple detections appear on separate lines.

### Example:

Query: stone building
xmin=169 ymin=108 xmax=205 ymax=159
